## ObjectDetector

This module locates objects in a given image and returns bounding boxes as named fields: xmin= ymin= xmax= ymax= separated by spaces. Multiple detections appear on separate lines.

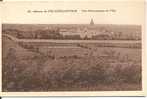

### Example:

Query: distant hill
xmin=2 ymin=24 xmax=141 ymax=33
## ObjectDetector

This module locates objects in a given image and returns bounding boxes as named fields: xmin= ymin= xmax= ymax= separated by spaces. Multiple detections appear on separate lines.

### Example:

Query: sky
xmin=1 ymin=1 xmax=145 ymax=25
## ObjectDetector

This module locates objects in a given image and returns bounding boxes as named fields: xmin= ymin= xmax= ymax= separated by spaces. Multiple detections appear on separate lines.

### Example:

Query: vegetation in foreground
xmin=2 ymin=37 xmax=142 ymax=91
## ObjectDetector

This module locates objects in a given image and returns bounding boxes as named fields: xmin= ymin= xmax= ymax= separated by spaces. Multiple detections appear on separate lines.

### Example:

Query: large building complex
xmin=59 ymin=19 xmax=111 ymax=39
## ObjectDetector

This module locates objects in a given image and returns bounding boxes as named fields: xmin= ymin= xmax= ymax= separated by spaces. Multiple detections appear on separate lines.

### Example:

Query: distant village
xmin=3 ymin=19 xmax=141 ymax=40
xmin=59 ymin=19 xmax=113 ymax=39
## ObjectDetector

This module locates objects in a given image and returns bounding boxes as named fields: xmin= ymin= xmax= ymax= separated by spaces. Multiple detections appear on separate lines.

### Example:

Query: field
xmin=2 ymin=24 xmax=142 ymax=91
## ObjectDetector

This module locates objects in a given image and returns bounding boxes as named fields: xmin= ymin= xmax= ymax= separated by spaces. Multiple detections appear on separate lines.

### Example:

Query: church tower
xmin=90 ymin=18 xmax=94 ymax=25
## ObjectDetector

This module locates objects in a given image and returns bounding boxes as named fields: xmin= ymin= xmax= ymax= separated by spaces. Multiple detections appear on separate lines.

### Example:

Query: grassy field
xmin=2 ymin=36 xmax=142 ymax=91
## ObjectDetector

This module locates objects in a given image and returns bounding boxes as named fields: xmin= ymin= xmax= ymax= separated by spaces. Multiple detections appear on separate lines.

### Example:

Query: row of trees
xmin=3 ymin=29 xmax=141 ymax=40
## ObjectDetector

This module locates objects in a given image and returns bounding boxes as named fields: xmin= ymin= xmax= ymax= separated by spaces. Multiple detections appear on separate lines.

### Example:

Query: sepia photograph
xmin=0 ymin=1 xmax=146 ymax=96
xmin=2 ymin=21 xmax=142 ymax=91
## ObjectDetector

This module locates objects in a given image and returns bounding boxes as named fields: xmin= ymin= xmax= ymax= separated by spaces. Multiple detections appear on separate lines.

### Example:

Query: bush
xmin=114 ymin=63 xmax=141 ymax=84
